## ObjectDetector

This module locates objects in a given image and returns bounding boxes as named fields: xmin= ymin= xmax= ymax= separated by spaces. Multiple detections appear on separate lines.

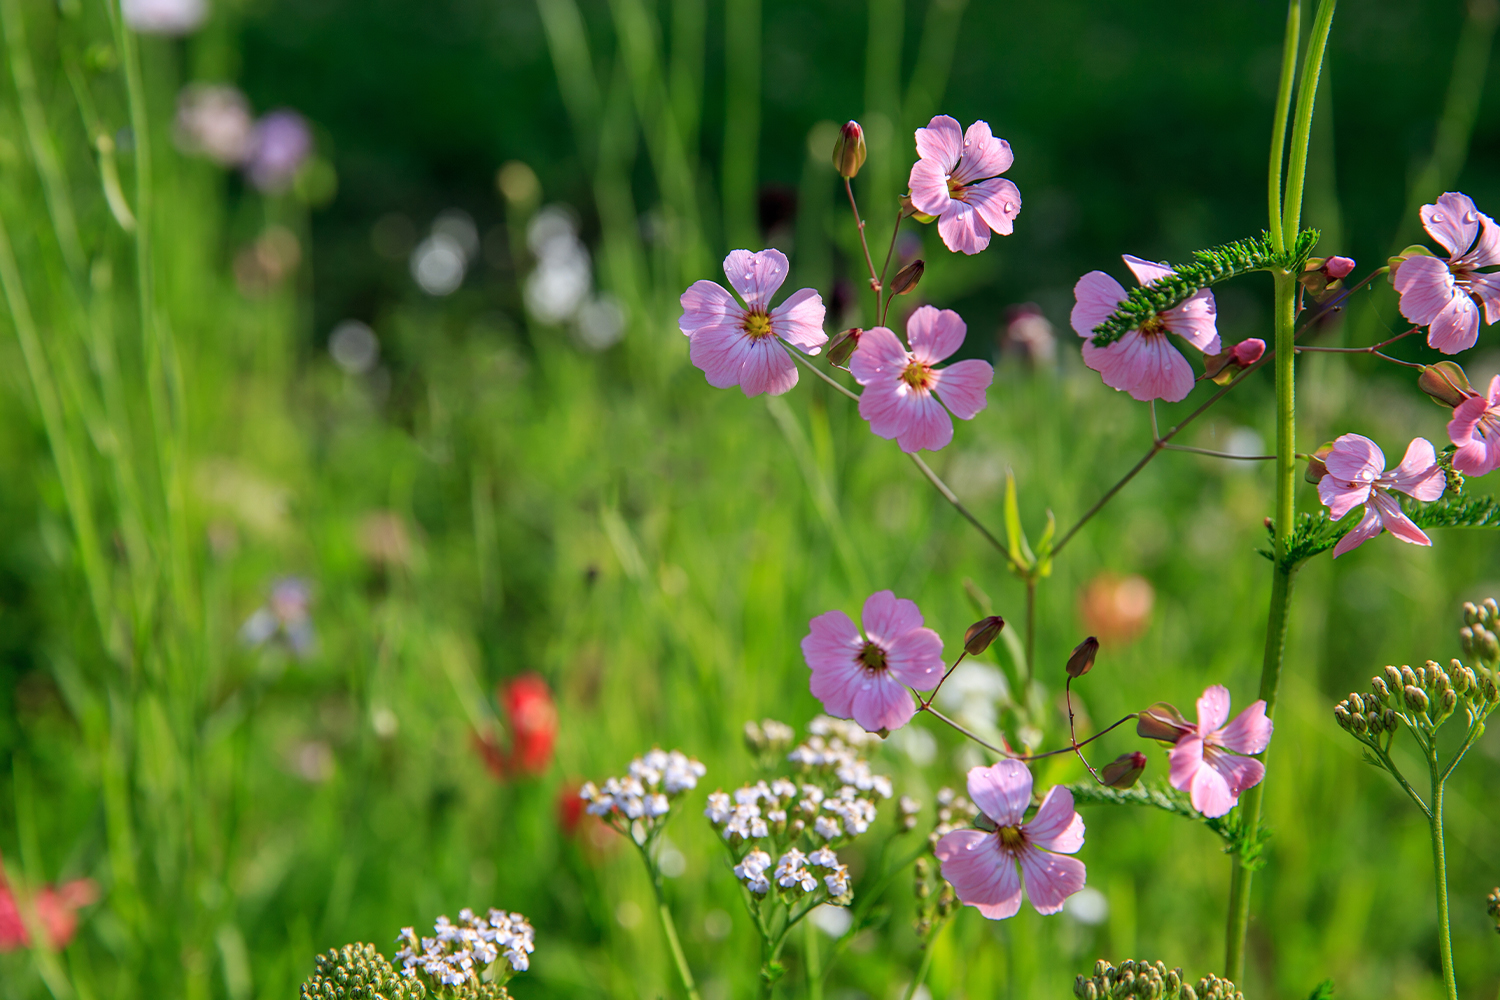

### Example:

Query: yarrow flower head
xmin=1071 ymin=256 xmax=1221 ymax=402
xmin=1138 ymin=685 xmax=1272 ymax=818
xmin=1316 ymin=434 xmax=1446 ymax=557
xmin=392 ymin=907 xmax=534 ymax=992
xmin=907 ymin=115 xmax=1021 ymax=255
xmin=1393 ymin=192 xmax=1500 ymax=354
xmin=580 ymin=749 xmax=705 ymax=836
xmin=849 ymin=305 xmax=994 ymax=453
xmin=934 ymin=760 xmax=1085 ymax=920
xmin=802 ymin=591 xmax=945 ymax=733
xmin=679 ymin=249 xmax=827 ymax=396
xmin=1448 ymin=375 xmax=1500 ymax=477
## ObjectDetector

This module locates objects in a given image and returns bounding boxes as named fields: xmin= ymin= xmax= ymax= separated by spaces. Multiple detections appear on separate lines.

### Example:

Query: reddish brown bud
xmin=826 ymin=327 xmax=862 ymax=367
xmin=1304 ymin=442 xmax=1333 ymax=484
xmin=1066 ymin=636 xmax=1099 ymax=678
xmin=1137 ymin=702 xmax=1189 ymax=742
xmin=890 ymin=259 xmax=925 ymax=296
xmin=1101 ymin=751 xmax=1148 ymax=789
xmin=963 ymin=615 xmax=1006 ymax=656
xmin=1417 ymin=361 xmax=1474 ymax=409
xmin=833 ymin=121 xmax=867 ymax=179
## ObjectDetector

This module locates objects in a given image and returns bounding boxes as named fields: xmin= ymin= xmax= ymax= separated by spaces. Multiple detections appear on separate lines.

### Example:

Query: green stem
xmin=1024 ymin=577 xmax=1037 ymax=688
xmin=1281 ymin=0 xmax=1338 ymax=241
xmin=1266 ymin=0 xmax=1301 ymax=253
xmin=638 ymin=844 xmax=702 ymax=1000
xmin=900 ymin=921 xmax=943 ymax=1000
xmin=805 ymin=918 xmax=822 ymax=1000
xmin=1428 ymin=748 xmax=1458 ymax=1000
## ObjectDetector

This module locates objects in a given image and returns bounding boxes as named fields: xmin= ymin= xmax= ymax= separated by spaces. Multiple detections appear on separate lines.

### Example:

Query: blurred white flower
xmin=575 ymin=294 xmax=626 ymax=351
xmin=1065 ymin=886 xmax=1109 ymax=925
xmin=175 ymin=84 xmax=253 ymax=165
xmin=411 ymin=233 xmax=467 ymax=296
xmin=525 ymin=207 xmax=591 ymax=323
xmin=809 ymin=903 xmax=852 ymax=937
xmin=122 ymin=0 xmax=206 ymax=34
xmin=329 ymin=320 xmax=379 ymax=374
xmin=432 ymin=209 xmax=480 ymax=260
xmin=934 ymin=661 xmax=1010 ymax=734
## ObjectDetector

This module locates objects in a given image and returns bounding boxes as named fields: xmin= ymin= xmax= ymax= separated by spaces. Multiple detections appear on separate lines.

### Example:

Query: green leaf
xmin=1405 ymin=493 xmax=1500 ymax=529
xmin=1035 ymin=509 xmax=1056 ymax=578
xmin=1002 ymin=470 xmax=1034 ymax=573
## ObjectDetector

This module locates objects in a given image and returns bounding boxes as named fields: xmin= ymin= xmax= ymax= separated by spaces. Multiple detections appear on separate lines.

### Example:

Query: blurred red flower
xmin=474 ymin=674 xmax=558 ymax=780
xmin=0 ymin=858 xmax=98 ymax=952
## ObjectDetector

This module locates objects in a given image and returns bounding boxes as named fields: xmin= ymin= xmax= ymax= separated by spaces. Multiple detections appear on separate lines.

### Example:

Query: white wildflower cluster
xmin=580 ymin=748 xmax=706 ymax=833
xmin=393 ymin=908 xmax=534 ymax=991
xmin=930 ymin=786 xmax=980 ymax=847
xmin=787 ymin=717 xmax=895 ymax=799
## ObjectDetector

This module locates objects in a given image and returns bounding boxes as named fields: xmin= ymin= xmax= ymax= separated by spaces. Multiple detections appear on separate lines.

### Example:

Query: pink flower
xmin=1394 ymin=192 xmax=1500 ymax=354
xmin=1317 ymin=434 xmax=1446 ymax=557
xmin=848 ymin=305 xmax=993 ymax=453
xmin=801 ymin=590 xmax=944 ymax=733
xmin=1324 ymin=256 xmax=1356 ymax=280
xmin=934 ymin=760 xmax=1085 ymax=919
xmin=1230 ymin=338 xmax=1265 ymax=366
xmin=1071 ymin=256 xmax=1221 ymax=402
xmin=908 ymin=116 xmax=1021 ymax=255
xmin=1151 ymin=686 xmax=1272 ymax=819
xmin=1449 ymin=375 xmax=1500 ymax=477
xmin=679 ymin=250 xmax=827 ymax=396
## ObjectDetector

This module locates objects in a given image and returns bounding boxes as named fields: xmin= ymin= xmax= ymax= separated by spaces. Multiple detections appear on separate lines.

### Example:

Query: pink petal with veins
xmin=1071 ymin=271 xmax=1128 ymax=336
xmin=932 ymin=360 xmax=993 ymax=420
xmin=771 ymin=287 xmax=828 ymax=350
xmin=952 ymin=120 xmax=1013 ymax=183
xmin=909 ymin=157 xmax=953 ymax=217
xmin=1370 ymin=491 xmax=1432 ymax=547
xmin=1161 ymin=288 xmax=1221 ymax=353
xmin=680 ymin=280 xmax=743 ymax=336
xmin=1195 ymin=685 xmax=1231 ymax=734
xmin=966 ymin=761 xmax=1032 ymax=829
xmin=1122 ymin=255 xmax=1175 ymax=286
xmin=935 ymin=830 xmax=1023 ymax=920
xmin=1018 ymin=846 xmax=1086 ymax=915
xmin=1025 ymin=787 xmax=1084 ymax=854
xmin=1331 ymin=505 xmax=1386 ymax=558
xmin=914 ymin=115 xmax=964 ymax=169
xmin=722 ymin=249 xmax=789 ymax=308
xmin=1421 ymin=192 xmax=1482 ymax=258
xmin=1324 ymin=434 xmax=1385 ymax=481
xmin=861 ymin=590 xmax=924 ymax=646
xmin=850 ymin=673 xmax=916 ymax=732
xmin=1219 ymin=700 xmax=1272 ymax=754
xmin=937 ymin=202 xmax=992 ymax=255
xmin=1427 ymin=292 xmax=1481 ymax=355
xmin=1389 ymin=438 xmax=1444 ymax=500
xmin=967 ymin=177 xmax=1021 ymax=237
xmin=907 ymin=305 xmax=966 ymax=364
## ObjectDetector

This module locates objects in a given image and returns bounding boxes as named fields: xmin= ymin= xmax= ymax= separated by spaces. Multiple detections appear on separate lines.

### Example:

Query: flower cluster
xmin=707 ymin=718 xmax=893 ymax=908
xmin=1136 ymin=686 xmax=1272 ymax=819
xmin=1334 ymin=655 xmax=1499 ymax=742
xmin=1460 ymin=598 xmax=1500 ymax=668
xmin=1073 ymin=960 xmax=1243 ymax=1000
xmin=393 ymin=908 xmax=534 ymax=994
xmin=301 ymin=944 xmax=423 ymax=1000
xmin=580 ymin=749 xmax=706 ymax=835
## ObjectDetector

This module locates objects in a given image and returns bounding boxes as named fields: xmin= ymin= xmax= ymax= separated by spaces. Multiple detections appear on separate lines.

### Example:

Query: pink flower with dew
xmin=908 ymin=116 xmax=1021 ymax=255
xmin=1449 ymin=375 xmax=1500 ymax=476
xmin=1317 ymin=434 xmax=1446 ymax=557
xmin=849 ymin=305 xmax=993 ymax=453
xmin=1394 ymin=192 xmax=1500 ymax=354
xmin=1150 ymin=686 xmax=1272 ymax=819
xmin=801 ymin=591 xmax=944 ymax=733
xmin=679 ymin=250 xmax=827 ymax=396
xmin=1071 ymin=256 xmax=1221 ymax=402
xmin=934 ymin=761 xmax=1085 ymax=919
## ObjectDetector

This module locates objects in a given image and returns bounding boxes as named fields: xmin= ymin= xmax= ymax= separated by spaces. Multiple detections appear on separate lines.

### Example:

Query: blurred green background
xmin=1 ymin=0 xmax=1500 ymax=998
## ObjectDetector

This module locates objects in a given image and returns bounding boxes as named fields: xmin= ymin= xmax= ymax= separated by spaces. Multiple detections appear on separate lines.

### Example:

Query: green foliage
xmin=301 ymin=944 xmax=427 ymax=1000
xmin=1406 ymin=493 xmax=1500 ymax=530
xmin=1258 ymin=510 xmax=1346 ymax=569
xmin=1066 ymin=781 xmax=1266 ymax=869
xmin=1088 ymin=230 xmax=1319 ymax=347
xmin=1073 ymin=959 xmax=1243 ymax=1000
xmin=1305 ymin=979 xmax=1335 ymax=1000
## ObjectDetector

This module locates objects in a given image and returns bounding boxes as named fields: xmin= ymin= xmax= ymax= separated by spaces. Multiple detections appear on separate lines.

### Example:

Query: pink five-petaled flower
xmin=1153 ymin=686 xmax=1272 ymax=819
xmin=934 ymin=760 xmax=1085 ymax=919
xmin=908 ymin=116 xmax=1021 ymax=255
xmin=1317 ymin=434 xmax=1446 ymax=557
xmin=1450 ymin=375 xmax=1500 ymax=476
xmin=801 ymin=590 xmax=944 ymax=733
xmin=849 ymin=305 xmax=994 ymax=453
xmin=1394 ymin=192 xmax=1500 ymax=354
xmin=679 ymin=249 xmax=827 ymax=396
xmin=1071 ymin=256 xmax=1221 ymax=402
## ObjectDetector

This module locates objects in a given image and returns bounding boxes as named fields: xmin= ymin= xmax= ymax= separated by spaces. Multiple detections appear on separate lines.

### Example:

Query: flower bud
xmin=1371 ymin=676 xmax=1391 ymax=701
xmin=1348 ymin=692 xmax=1365 ymax=715
xmin=1066 ymin=636 xmax=1100 ymax=678
xmin=1453 ymin=664 xmax=1474 ymax=695
xmin=1204 ymin=338 xmax=1266 ymax=384
xmin=1461 ymin=627 xmax=1476 ymax=654
xmin=833 ymin=121 xmax=866 ymax=179
xmin=1418 ymin=362 xmax=1474 ymax=409
xmin=1333 ymin=704 xmax=1351 ymax=729
xmin=1482 ymin=671 xmax=1499 ymax=703
xmin=1442 ymin=688 xmax=1458 ymax=712
xmin=1138 ymin=702 xmax=1189 ymax=741
xmin=1366 ymin=711 xmax=1383 ymax=734
xmin=1384 ymin=708 xmax=1399 ymax=731
xmin=1401 ymin=665 xmax=1418 ymax=689
xmin=1351 ymin=711 xmax=1368 ymax=733
xmin=1483 ymin=627 xmax=1500 ymax=665
xmin=889 ymin=259 xmax=925 ymax=297
xmin=1101 ymin=751 xmax=1147 ymax=789
xmin=1405 ymin=684 xmax=1429 ymax=713
xmin=1484 ymin=598 xmax=1499 ymax=623
xmin=1305 ymin=442 xmax=1334 ymax=484
xmin=1324 ymin=256 xmax=1356 ymax=279
xmin=899 ymin=194 xmax=937 ymax=224
xmin=963 ymin=615 xmax=1006 ymax=656
xmin=1385 ymin=665 xmax=1404 ymax=691
xmin=1487 ymin=886 xmax=1500 ymax=921
xmin=825 ymin=327 xmax=862 ymax=368
xmin=1465 ymin=602 xmax=1481 ymax=625
xmin=1388 ymin=244 xmax=1434 ymax=285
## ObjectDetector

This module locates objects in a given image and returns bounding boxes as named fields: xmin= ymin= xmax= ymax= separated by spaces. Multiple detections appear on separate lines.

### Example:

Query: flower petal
xmin=771 ymin=287 xmax=828 ymax=350
xmin=906 ymin=305 xmax=966 ymax=364
xmin=688 ymin=326 xmax=754 ymax=389
xmin=1195 ymin=685 xmax=1231 ymax=734
xmin=951 ymin=120 xmax=1013 ymax=183
xmin=966 ymin=177 xmax=1021 ymax=237
xmin=931 ymin=359 xmax=994 ymax=420
xmin=861 ymin=590 xmax=924 ymax=645
xmin=937 ymin=202 xmax=991 ymax=255
xmin=1161 ymin=288 xmax=1220 ymax=354
xmin=1207 ymin=751 xmax=1266 ymax=798
xmin=849 ymin=326 xmax=911 ymax=382
xmin=909 ymin=157 xmax=953 ymax=218
xmin=1122 ymin=255 xmax=1174 ymax=287
xmin=1421 ymin=192 xmax=1482 ymax=259
xmin=803 ymin=610 xmax=864 ymax=719
xmin=850 ymin=672 xmax=917 ymax=732
xmin=1071 ymin=271 xmax=1129 ymax=337
xmin=1464 ymin=212 xmax=1500 ymax=269
xmin=1024 ymin=786 xmax=1084 ymax=854
xmin=722 ymin=249 xmax=789 ymax=309
xmin=935 ymin=829 xmax=1022 ymax=920
xmin=1189 ymin=757 xmax=1237 ymax=818
xmin=735 ymin=337 xmax=799 ymax=397
xmin=914 ymin=115 xmax=964 ymax=171
xmin=1427 ymin=292 xmax=1481 ymax=355
xmin=1469 ymin=273 xmax=1500 ymax=326
xmin=1331 ymin=505 xmax=1386 ymax=558
xmin=1388 ymin=437 xmax=1445 ymax=500
xmin=1218 ymin=700 xmax=1272 ymax=755
xmin=885 ymin=627 xmax=945 ymax=687
xmin=1449 ymin=395 xmax=1500 ymax=476
xmin=680 ymin=280 xmax=743 ymax=336
xmin=856 ymin=375 xmax=924 ymax=443
xmin=966 ymin=760 xmax=1032 ymax=828
xmin=1324 ymin=433 xmax=1385 ymax=481
xmin=1394 ymin=254 xmax=1461 ymax=326
xmin=1318 ymin=475 xmax=1371 ymax=521
xmin=1370 ymin=490 xmax=1432 ymax=547
xmin=1168 ymin=735 xmax=1203 ymax=794
xmin=1084 ymin=329 xmax=1194 ymax=402
xmin=895 ymin=391 xmax=955 ymax=453
xmin=1018 ymin=846 xmax=1086 ymax=915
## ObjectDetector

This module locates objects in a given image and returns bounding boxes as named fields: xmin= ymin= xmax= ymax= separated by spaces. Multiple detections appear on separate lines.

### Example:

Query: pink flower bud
xmin=1324 ymin=256 xmax=1356 ymax=279
xmin=1416 ymin=361 xmax=1474 ymax=408
xmin=1230 ymin=338 xmax=1265 ymax=365
xmin=1137 ymin=702 xmax=1189 ymax=742
xmin=833 ymin=121 xmax=867 ymax=179
xmin=1101 ymin=751 xmax=1147 ymax=789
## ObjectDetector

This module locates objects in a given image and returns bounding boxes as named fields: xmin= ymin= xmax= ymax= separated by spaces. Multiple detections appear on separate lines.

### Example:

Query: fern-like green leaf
xmin=1405 ymin=493 xmax=1500 ymax=529
xmin=1065 ymin=780 xmax=1267 ymax=868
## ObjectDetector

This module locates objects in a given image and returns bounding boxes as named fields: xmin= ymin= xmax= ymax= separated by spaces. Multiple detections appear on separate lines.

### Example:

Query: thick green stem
xmin=1428 ymin=751 xmax=1458 ymax=1000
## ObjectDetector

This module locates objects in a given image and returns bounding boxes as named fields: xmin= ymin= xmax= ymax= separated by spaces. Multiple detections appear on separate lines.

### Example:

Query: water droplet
xmin=1465 ymin=211 xmax=1479 ymax=223
xmin=1433 ymin=212 xmax=1446 ymax=222
xmin=1003 ymin=202 xmax=1016 ymax=214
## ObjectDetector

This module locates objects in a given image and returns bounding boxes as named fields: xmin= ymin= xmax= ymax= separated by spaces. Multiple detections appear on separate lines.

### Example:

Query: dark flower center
xmin=742 ymin=310 xmax=773 ymax=339
xmin=997 ymin=826 xmax=1025 ymax=850
xmin=901 ymin=361 xmax=934 ymax=390
xmin=857 ymin=641 xmax=888 ymax=672
xmin=1140 ymin=315 xmax=1168 ymax=338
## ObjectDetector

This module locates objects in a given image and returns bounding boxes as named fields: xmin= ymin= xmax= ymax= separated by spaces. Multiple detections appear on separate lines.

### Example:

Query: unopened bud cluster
xmin=580 ymin=748 xmax=706 ymax=836
xmin=393 ymin=909 xmax=534 ymax=996
xmin=911 ymin=855 xmax=955 ymax=940
xmin=302 ymin=943 xmax=426 ymax=1000
xmin=708 ymin=717 xmax=894 ymax=908
xmin=1460 ymin=599 xmax=1500 ymax=669
xmin=1487 ymin=887 xmax=1500 ymax=934
xmin=1073 ymin=960 xmax=1242 ymax=1000
xmin=1335 ymin=650 xmax=1499 ymax=741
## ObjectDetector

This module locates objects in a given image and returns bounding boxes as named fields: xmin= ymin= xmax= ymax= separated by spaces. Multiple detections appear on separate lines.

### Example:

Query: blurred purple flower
xmin=244 ymin=111 xmax=312 ymax=192
xmin=241 ymin=577 xmax=316 ymax=658
xmin=175 ymin=84 xmax=253 ymax=166
xmin=122 ymin=0 xmax=206 ymax=34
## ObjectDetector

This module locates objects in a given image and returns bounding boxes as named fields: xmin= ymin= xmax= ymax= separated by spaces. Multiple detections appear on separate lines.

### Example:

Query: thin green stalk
xmin=1024 ymin=578 xmax=1037 ymax=686
xmin=1428 ymin=750 xmax=1457 ymax=1000
xmin=804 ymin=918 xmax=822 ymax=1000
xmin=1266 ymin=0 xmax=1301 ymax=253
xmin=1281 ymin=0 xmax=1338 ymax=242
xmin=900 ymin=921 xmax=944 ymax=1000
xmin=635 ymin=842 xmax=702 ymax=1000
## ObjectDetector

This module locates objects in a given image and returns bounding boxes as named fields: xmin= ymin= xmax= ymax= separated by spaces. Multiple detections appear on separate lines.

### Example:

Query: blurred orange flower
xmin=474 ymin=674 xmax=558 ymax=780
xmin=0 ymin=856 xmax=98 ymax=952
xmin=1077 ymin=573 xmax=1155 ymax=645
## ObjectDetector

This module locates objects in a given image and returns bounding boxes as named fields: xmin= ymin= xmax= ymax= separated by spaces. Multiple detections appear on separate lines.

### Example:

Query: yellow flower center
xmin=857 ymin=641 xmax=887 ymax=672
xmin=901 ymin=361 xmax=934 ymax=390
xmin=1140 ymin=315 xmax=1167 ymax=338
xmin=742 ymin=310 xmax=773 ymax=339
xmin=946 ymin=176 xmax=967 ymax=201
xmin=997 ymin=826 xmax=1025 ymax=850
